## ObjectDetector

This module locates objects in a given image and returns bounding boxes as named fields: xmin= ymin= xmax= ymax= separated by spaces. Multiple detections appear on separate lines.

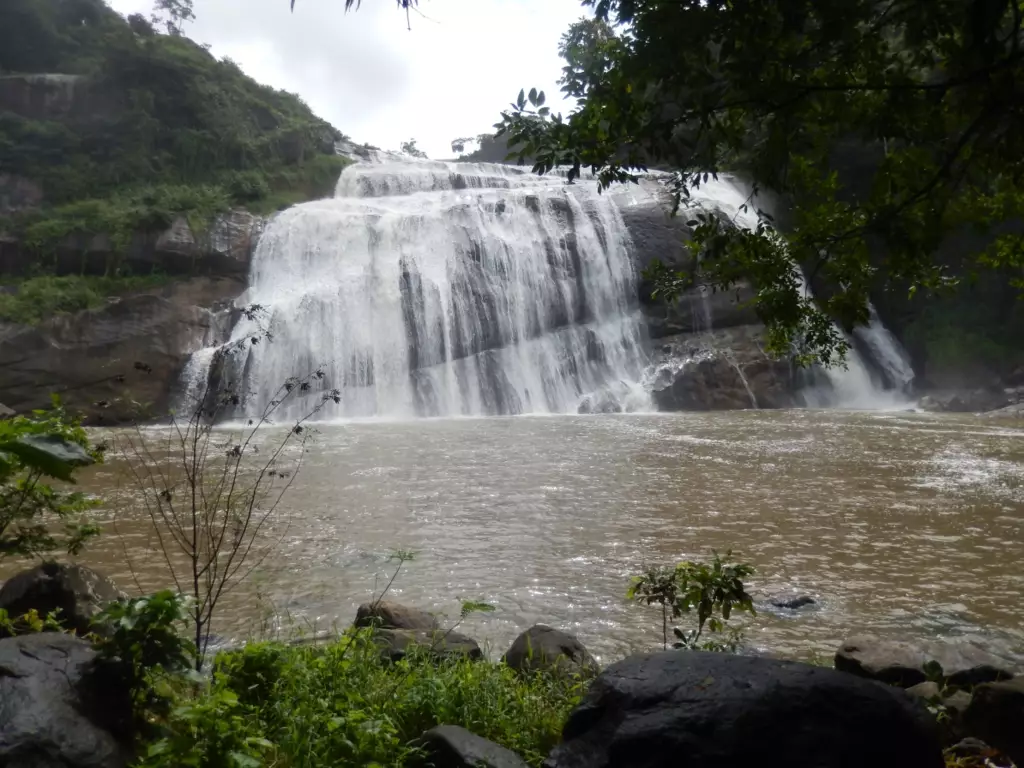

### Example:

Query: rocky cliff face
xmin=0 ymin=276 xmax=242 ymax=424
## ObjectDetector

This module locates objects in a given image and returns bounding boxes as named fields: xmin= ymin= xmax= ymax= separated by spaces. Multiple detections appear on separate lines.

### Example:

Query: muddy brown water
xmin=5 ymin=409 xmax=1023 ymax=663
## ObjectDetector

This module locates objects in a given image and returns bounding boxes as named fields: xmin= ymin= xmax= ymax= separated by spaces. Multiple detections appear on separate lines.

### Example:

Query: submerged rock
xmin=544 ymin=650 xmax=942 ymax=768
xmin=503 ymin=625 xmax=599 ymax=678
xmin=963 ymin=676 xmax=1024 ymax=767
xmin=354 ymin=600 xmax=441 ymax=631
xmin=835 ymin=636 xmax=1018 ymax=688
xmin=0 ymin=633 xmax=132 ymax=768
xmin=769 ymin=594 xmax=816 ymax=610
xmin=417 ymin=725 xmax=528 ymax=768
xmin=0 ymin=563 xmax=125 ymax=637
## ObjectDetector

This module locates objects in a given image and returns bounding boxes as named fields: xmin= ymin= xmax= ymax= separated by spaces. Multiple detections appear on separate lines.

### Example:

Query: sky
xmin=105 ymin=0 xmax=587 ymax=159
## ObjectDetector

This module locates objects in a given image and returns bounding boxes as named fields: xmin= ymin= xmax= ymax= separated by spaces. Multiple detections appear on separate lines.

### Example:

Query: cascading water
xmin=673 ymin=175 xmax=914 ymax=409
xmin=202 ymin=153 xmax=650 ymax=420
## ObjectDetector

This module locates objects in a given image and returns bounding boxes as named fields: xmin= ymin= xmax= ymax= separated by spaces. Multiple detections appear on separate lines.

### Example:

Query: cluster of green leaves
xmin=0 ymin=400 xmax=102 ymax=560
xmin=92 ymin=590 xmax=198 ymax=732
xmin=628 ymin=551 xmax=755 ymax=651
xmin=496 ymin=0 xmax=1024 ymax=366
xmin=0 ymin=273 xmax=172 ymax=324
xmin=0 ymin=0 xmax=347 ymax=266
xmin=139 ymin=631 xmax=581 ymax=768
xmin=0 ymin=606 xmax=65 ymax=635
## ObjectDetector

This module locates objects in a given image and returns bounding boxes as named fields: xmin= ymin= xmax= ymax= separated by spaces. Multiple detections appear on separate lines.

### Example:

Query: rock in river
xmin=543 ymin=650 xmax=943 ymax=768
xmin=503 ymin=625 xmax=599 ymax=678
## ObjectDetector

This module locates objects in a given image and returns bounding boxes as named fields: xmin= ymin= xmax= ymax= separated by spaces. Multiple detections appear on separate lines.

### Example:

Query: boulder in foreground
xmin=544 ymin=650 xmax=943 ymax=768
xmin=417 ymin=725 xmax=528 ymax=768
xmin=0 ymin=633 xmax=132 ymax=768
xmin=0 ymin=563 xmax=126 ymax=636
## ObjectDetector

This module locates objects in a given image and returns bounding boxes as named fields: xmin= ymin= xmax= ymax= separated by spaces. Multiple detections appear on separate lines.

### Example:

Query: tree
xmin=400 ymin=138 xmax=428 ymax=158
xmin=151 ymin=0 xmax=194 ymax=36
xmin=494 ymin=0 xmax=1024 ymax=366
xmin=0 ymin=400 xmax=101 ymax=562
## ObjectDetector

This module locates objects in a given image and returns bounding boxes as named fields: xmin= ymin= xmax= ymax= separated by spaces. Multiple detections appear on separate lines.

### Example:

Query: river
xmin=28 ymin=408 xmax=1024 ymax=663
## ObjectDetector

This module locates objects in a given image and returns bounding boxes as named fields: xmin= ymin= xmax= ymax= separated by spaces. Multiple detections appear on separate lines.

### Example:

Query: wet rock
xmin=963 ymin=676 xmax=1024 ymax=767
xmin=0 ymin=402 xmax=13 ymax=418
xmin=372 ymin=628 xmax=482 ymax=663
xmin=0 ymin=633 xmax=133 ymax=768
xmin=354 ymin=600 xmax=441 ymax=631
xmin=417 ymin=725 xmax=528 ymax=768
xmin=835 ymin=636 xmax=1018 ymax=688
xmin=543 ymin=650 xmax=942 ymax=768
xmin=577 ymin=390 xmax=622 ymax=414
xmin=918 ymin=389 xmax=1010 ymax=414
xmin=503 ymin=625 xmax=599 ymax=678
xmin=0 ymin=563 xmax=126 ymax=637
xmin=770 ymin=594 xmax=816 ymax=610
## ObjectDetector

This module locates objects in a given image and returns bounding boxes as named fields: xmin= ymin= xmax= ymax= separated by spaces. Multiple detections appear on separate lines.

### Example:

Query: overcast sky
xmin=106 ymin=0 xmax=586 ymax=158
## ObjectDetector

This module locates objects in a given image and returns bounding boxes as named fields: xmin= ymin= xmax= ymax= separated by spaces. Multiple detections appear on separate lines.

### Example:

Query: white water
xmin=678 ymin=175 xmax=914 ymax=409
xmin=213 ymin=153 xmax=650 ymax=419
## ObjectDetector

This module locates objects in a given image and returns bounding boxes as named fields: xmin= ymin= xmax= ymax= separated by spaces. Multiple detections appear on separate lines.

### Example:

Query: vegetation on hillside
xmin=0 ymin=0 xmax=348 ymax=275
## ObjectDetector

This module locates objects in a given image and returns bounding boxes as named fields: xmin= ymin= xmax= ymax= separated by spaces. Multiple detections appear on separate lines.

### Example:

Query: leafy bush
xmin=0 ymin=399 xmax=101 ymax=561
xmin=628 ymin=551 xmax=755 ymax=651
xmin=145 ymin=632 xmax=584 ymax=768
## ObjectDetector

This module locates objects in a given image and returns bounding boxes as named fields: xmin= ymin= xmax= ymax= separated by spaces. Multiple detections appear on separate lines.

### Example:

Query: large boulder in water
xmin=354 ymin=600 xmax=441 ymax=631
xmin=0 ymin=633 xmax=133 ymax=768
xmin=503 ymin=625 xmax=599 ymax=678
xmin=543 ymin=650 xmax=943 ymax=768
xmin=0 ymin=563 xmax=126 ymax=636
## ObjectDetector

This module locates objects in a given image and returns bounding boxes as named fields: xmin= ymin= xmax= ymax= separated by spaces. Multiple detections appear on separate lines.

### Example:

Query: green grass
xmin=0 ymin=273 xmax=172 ymax=324
xmin=143 ymin=632 xmax=584 ymax=768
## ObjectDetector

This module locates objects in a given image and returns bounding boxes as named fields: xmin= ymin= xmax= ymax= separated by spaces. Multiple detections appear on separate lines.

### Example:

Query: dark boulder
xmin=544 ymin=650 xmax=943 ymax=768
xmin=354 ymin=600 xmax=441 ymax=631
xmin=417 ymin=725 xmax=528 ymax=768
xmin=373 ymin=628 xmax=482 ymax=663
xmin=503 ymin=625 xmax=599 ymax=678
xmin=0 ymin=633 xmax=132 ymax=768
xmin=835 ymin=636 xmax=1018 ymax=688
xmin=963 ymin=676 xmax=1024 ymax=767
xmin=0 ymin=563 xmax=126 ymax=636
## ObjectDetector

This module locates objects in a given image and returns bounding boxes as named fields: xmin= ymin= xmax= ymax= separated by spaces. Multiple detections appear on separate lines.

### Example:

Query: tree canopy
xmin=492 ymin=1 xmax=1024 ymax=365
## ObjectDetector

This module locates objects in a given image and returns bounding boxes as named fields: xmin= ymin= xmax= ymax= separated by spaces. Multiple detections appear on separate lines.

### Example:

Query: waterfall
xmin=202 ymin=153 xmax=649 ymax=420
xmin=676 ymin=175 xmax=914 ymax=408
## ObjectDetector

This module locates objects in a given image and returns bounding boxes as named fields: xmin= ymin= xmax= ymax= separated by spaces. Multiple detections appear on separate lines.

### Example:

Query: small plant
xmin=0 ymin=607 xmax=65 ymax=635
xmin=628 ymin=551 xmax=755 ymax=651
xmin=92 ymin=590 xmax=197 ymax=730
xmin=0 ymin=398 xmax=102 ymax=562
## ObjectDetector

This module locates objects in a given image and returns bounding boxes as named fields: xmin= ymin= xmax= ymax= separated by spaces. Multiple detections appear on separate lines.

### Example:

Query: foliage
xmin=0 ymin=0 xmax=347 ymax=268
xmin=150 ymin=631 xmax=582 ymax=768
xmin=112 ymin=305 xmax=344 ymax=670
xmin=496 ymin=0 xmax=1024 ymax=367
xmin=0 ymin=607 xmax=65 ymax=635
xmin=399 ymin=138 xmax=428 ymax=159
xmin=0 ymin=400 xmax=101 ymax=561
xmin=92 ymin=590 xmax=197 ymax=731
xmin=628 ymin=551 xmax=755 ymax=651
xmin=150 ymin=0 xmax=194 ymax=36
xmin=0 ymin=273 xmax=173 ymax=325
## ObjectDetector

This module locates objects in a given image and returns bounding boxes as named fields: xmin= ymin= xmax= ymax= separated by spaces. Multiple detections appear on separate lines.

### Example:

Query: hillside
xmin=0 ymin=0 xmax=348 ymax=320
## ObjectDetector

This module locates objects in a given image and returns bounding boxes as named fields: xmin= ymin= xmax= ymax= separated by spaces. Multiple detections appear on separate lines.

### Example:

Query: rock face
xmin=0 ymin=173 xmax=44 ymax=216
xmin=963 ymin=677 xmax=1024 ymax=767
xmin=0 ymin=563 xmax=126 ymax=636
xmin=0 ymin=276 xmax=242 ymax=424
xmin=647 ymin=326 xmax=801 ymax=411
xmin=417 ymin=725 xmax=528 ymax=768
xmin=503 ymin=625 xmax=599 ymax=678
xmin=918 ymin=389 xmax=1012 ymax=414
xmin=354 ymin=600 xmax=441 ymax=631
xmin=0 ymin=633 xmax=132 ymax=768
xmin=544 ymin=650 xmax=943 ymax=768
xmin=835 ymin=636 xmax=1019 ymax=688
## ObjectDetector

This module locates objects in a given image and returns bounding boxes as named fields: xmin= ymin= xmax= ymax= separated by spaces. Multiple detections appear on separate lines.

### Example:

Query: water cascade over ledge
xmin=196 ymin=154 xmax=651 ymax=419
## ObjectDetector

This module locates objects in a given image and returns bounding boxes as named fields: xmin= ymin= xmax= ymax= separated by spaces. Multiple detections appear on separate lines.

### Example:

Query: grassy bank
xmin=139 ymin=632 xmax=582 ymax=768
xmin=0 ymin=273 xmax=174 ymax=324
